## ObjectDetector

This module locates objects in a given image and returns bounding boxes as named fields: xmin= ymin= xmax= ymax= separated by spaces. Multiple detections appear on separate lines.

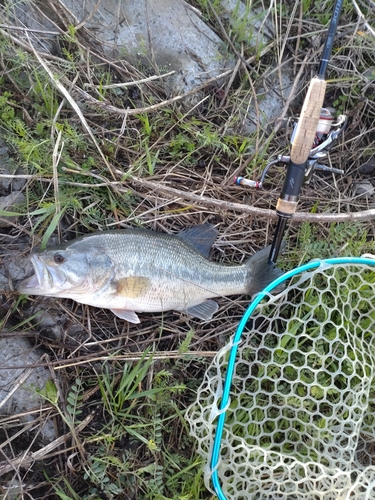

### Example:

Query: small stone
xmin=25 ymin=305 xmax=69 ymax=341
xmin=359 ymin=157 xmax=375 ymax=175
xmin=353 ymin=180 xmax=375 ymax=198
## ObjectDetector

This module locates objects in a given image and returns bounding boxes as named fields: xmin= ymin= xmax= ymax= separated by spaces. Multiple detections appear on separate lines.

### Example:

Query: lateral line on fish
xmin=152 ymin=263 xmax=247 ymax=309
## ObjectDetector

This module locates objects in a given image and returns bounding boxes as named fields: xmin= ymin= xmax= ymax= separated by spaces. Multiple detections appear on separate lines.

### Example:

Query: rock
xmin=24 ymin=305 xmax=71 ymax=341
xmin=9 ymin=0 xmax=291 ymax=122
xmin=0 ymin=191 xmax=26 ymax=227
xmin=353 ymin=180 xmax=375 ymax=198
xmin=0 ymin=147 xmax=16 ymax=194
xmin=241 ymin=71 xmax=294 ymax=135
xmin=218 ymin=0 xmax=292 ymax=134
xmin=64 ymin=0 xmax=235 ymax=95
xmin=0 ymin=336 xmax=57 ymax=443
xmin=359 ymin=157 xmax=375 ymax=175
xmin=0 ymin=253 xmax=33 ymax=293
xmin=0 ymin=136 xmax=27 ymax=227
xmin=0 ymin=138 xmax=26 ymax=194
xmin=220 ymin=0 xmax=273 ymax=44
xmin=12 ymin=0 xmax=235 ymax=99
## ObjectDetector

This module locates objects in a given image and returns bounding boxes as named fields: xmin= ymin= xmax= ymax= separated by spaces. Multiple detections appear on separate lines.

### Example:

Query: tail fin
xmin=245 ymin=243 xmax=285 ymax=296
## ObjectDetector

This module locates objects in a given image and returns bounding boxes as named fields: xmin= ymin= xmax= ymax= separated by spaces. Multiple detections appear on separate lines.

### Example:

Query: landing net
xmin=186 ymin=257 xmax=375 ymax=499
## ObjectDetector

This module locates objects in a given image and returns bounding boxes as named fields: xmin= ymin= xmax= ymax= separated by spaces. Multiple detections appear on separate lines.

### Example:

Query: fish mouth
xmin=17 ymin=255 xmax=66 ymax=295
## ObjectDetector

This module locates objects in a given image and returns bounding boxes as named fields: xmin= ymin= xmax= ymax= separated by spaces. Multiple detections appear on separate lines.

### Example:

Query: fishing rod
xmin=267 ymin=0 xmax=345 ymax=263
xmin=267 ymin=0 xmax=345 ymax=264
xmin=235 ymin=0 xmax=346 ymax=264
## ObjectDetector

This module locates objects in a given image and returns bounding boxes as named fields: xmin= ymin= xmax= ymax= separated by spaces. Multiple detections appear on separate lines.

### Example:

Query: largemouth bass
xmin=18 ymin=224 xmax=283 ymax=323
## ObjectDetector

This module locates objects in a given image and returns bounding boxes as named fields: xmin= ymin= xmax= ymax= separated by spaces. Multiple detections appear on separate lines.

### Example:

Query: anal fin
xmin=185 ymin=300 xmax=218 ymax=321
xmin=110 ymin=309 xmax=141 ymax=323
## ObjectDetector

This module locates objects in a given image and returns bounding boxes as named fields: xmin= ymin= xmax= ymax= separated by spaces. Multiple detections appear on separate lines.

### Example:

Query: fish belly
xmin=93 ymin=263 xmax=247 ymax=313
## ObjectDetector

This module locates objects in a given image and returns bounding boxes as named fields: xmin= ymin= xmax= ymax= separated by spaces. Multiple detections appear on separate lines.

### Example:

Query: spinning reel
xmin=235 ymin=107 xmax=347 ymax=189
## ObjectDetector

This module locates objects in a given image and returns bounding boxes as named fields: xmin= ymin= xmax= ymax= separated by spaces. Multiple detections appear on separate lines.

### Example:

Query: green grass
xmin=40 ymin=352 xmax=210 ymax=499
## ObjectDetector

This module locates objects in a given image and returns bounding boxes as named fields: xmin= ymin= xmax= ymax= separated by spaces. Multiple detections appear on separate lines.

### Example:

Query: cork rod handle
xmin=290 ymin=77 xmax=327 ymax=164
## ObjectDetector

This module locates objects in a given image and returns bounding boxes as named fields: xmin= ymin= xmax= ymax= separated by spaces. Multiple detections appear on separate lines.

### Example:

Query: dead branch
xmin=131 ymin=177 xmax=375 ymax=223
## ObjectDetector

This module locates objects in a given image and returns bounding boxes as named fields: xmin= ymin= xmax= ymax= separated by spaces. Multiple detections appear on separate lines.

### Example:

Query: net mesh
xmin=186 ymin=262 xmax=375 ymax=499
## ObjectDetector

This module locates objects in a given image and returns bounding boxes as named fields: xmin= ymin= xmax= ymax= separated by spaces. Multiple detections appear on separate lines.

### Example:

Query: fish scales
xmin=76 ymin=231 xmax=248 ymax=311
xmin=17 ymin=224 xmax=284 ymax=323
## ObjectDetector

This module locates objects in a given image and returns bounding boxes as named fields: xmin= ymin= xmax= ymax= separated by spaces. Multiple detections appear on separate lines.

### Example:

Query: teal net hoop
xmin=186 ymin=257 xmax=375 ymax=500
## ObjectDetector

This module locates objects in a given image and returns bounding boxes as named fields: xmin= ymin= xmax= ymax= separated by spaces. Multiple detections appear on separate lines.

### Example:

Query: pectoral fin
xmin=113 ymin=276 xmax=151 ymax=298
xmin=186 ymin=300 xmax=218 ymax=321
xmin=110 ymin=309 xmax=141 ymax=323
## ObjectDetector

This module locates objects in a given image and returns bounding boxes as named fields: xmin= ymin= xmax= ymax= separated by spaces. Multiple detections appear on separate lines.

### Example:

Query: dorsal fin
xmin=178 ymin=223 xmax=218 ymax=257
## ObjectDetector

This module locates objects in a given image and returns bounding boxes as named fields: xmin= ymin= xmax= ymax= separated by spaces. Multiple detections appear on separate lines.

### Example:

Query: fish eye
xmin=53 ymin=253 xmax=65 ymax=264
